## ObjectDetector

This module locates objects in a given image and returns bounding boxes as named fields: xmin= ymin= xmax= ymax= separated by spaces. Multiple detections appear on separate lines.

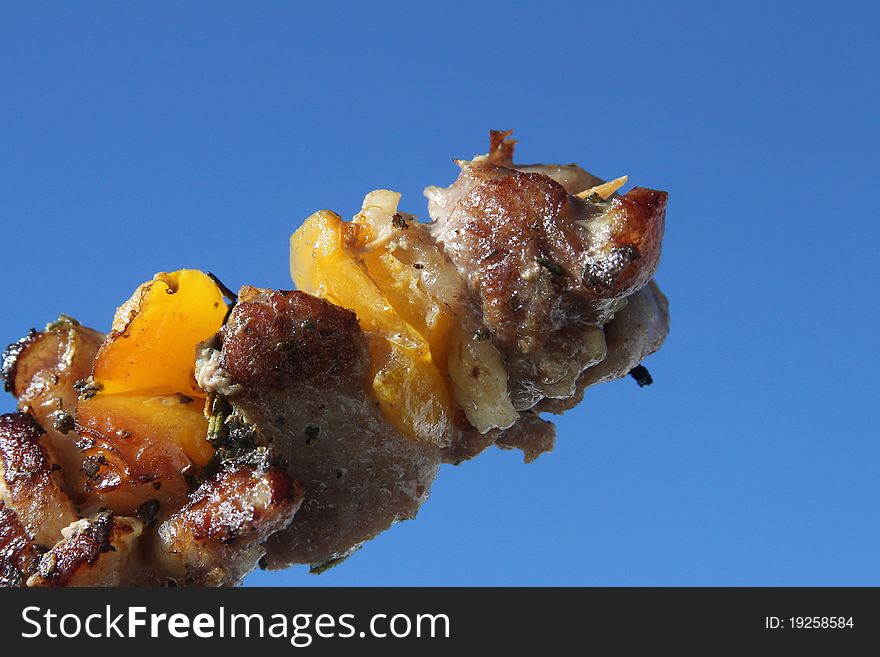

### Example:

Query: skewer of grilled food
xmin=0 ymin=132 xmax=669 ymax=586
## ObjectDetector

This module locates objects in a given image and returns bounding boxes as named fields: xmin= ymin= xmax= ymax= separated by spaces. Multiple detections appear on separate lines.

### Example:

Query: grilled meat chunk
xmin=196 ymin=288 xmax=441 ymax=569
xmin=539 ymin=280 xmax=670 ymax=415
xmin=0 ymin=413 xmax=78 ymax=544
xmin=0 ymin=503 xmax=41 ymax=587
xmin=157 ymin=454 xmax=302 ymax=586
xmin=426 ymin=132 xmax=667 ymax=409
xmin=2 ymin=318 xmax=103 ymax=507
xmin=0 ymin=411 xmax=146 ymax=587
xmin=27 ymin=511 xmax=143 ymax=587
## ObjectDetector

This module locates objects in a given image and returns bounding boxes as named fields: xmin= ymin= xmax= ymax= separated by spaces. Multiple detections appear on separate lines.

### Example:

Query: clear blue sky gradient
xmin=1 ymin=2 xmax=877 ymax=585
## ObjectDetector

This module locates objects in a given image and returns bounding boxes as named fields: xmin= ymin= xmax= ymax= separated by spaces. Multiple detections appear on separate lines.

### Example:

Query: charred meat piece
xmin=0 ymin=411 xmax=146 ymax=587
xmin=0 ymin=503 xmax=41 ymax=587
xmin=426 ymin=131 xmax=666 ymax=409
xmin=27 ymin=511 xmax=143 ymax=587
xmin=157 ymin=451 xmax=302 ymax=586
xmin=0 ymin=413 xmax=78 ymax=544
xmin=196 ymin=288 xmax=441 ymax=569
xmin=2 ymin=318 xmax=103 ymax=507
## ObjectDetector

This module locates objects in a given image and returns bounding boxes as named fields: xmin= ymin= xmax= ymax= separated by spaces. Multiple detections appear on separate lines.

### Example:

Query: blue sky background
xmin=1 ymin=2 xmax=877 ymax=585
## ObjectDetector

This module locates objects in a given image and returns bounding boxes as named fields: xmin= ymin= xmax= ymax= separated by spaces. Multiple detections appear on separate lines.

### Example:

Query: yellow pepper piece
xmin=80 ymin=269 xmax=227 ymax=470
xmin=358 ymin=247 xmax=455 ymax=382
xmin=93 ymin=269 xmax=227 ymax=397
xmin=290 ymin=211 xmax=452 ymax=446
xmin=77 ymin=392 xmax=215 ymax=469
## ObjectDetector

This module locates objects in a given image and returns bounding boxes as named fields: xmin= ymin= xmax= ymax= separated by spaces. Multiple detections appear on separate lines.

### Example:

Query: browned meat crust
xmin=220 ymin=288 xmax=364 ymax=391
xmin=1 ymin=330 xmax=39 ymax=394
xmin=0 ymin=503 xmax=40 ymax=587
xmin=157 ymin=459 xmax=302 ymax=586
xmin=198 ymin=288 xmax=440 ymax=569
xmin=0 ymin=411 xmax=148 ymax=587
xmin=174 ymin=466 xmax=298 ymax=543
xmin=427 ymin=133 xmax=667 ymax=410
xmin=0 ymin=413 xmax=78 ymax=545
xmin=4 ymin=319 xmax=103 ymax=408
xmin=2 ymin=319 xmax=104 ymax=507
xmin=27 ymin=511 xmax=141 ymax=587
xmin=457 ymin=170 xmax=571 ymax=346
